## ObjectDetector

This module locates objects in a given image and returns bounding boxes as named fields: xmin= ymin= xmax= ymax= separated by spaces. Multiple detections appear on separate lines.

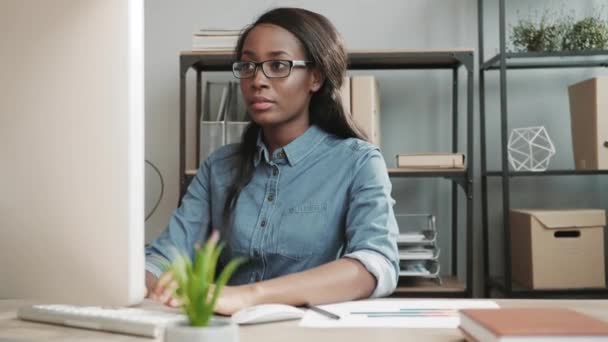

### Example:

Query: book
xmin=339 ymin=75 xmax=351 ymax=113
xmin=194 ymin=29 xmax=241 ymax=36
xmin=192 ymin=35 xmax=238 ymax=50
xmin=459 ymin=308 xmax=608 ymax=342
xmin=351 ymin=75 xmax=380 ymax=146
xmin=395 ymin=153 xmax=465 ymax=169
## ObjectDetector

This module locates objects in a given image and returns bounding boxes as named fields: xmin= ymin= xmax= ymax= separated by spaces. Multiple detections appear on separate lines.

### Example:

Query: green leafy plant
xmin=562 ymin=15 xmax=608 ymax=51
xmin=169 ymin=232 xmax=244 ymax=327
xmin=511 ymin=11 xmax=569 ymax=52
xmin=511 ymin=6 xmax=608 ymax=53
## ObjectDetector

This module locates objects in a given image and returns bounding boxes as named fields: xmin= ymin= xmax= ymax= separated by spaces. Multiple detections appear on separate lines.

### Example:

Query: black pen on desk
xmin=305 ymin=304 xmax=341 ymax=320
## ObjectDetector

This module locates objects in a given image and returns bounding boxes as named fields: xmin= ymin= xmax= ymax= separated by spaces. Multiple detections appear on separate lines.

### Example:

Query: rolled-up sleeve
xmin=343 ymin=148 xmax=400 ymax=297
xmin=145 ymin=159 xmax=212 ymax=277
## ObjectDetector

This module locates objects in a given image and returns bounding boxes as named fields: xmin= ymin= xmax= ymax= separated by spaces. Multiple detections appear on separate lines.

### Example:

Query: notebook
xmin=459 ymin=308 xmax=608 ymax=342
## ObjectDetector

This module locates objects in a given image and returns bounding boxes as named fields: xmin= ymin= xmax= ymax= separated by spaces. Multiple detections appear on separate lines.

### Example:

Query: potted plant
xmin=510 ymin=10 xmax=569 ymax=52
xmin=511 ymin=6 xmax=608 ymax=53
xmin=164 ymin=231 xmax=244 ymax=342
xmin=562 ymin=15 xmax=608 ymax=51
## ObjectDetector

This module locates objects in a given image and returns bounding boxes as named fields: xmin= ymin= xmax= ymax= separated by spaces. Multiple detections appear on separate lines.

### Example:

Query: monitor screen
xmin=0 ymin=0 xmax=145 ymax=306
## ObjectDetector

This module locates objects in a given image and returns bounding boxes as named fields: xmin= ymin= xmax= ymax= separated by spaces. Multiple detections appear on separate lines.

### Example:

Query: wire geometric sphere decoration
xmin=507 ymin=126 xmax=556 ymax=172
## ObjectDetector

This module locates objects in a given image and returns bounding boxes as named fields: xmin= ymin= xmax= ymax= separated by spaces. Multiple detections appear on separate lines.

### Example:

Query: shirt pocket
xmin=276 ymin=201 xmax=328 ymax=260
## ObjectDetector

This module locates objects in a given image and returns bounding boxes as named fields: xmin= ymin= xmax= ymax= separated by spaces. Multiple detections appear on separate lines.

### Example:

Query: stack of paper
xmin=192 ymin=29 xmax=240 ymax=51
xmin=299 ymin=299 xmax=499 ymax=328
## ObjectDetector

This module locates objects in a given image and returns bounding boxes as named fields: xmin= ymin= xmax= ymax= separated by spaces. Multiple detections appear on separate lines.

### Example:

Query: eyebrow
xmin=241 ymin=50 xmax=292 ymax=59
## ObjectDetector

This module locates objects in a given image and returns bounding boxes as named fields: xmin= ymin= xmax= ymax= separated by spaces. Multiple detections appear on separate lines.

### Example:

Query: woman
xmin=145 ymin=7 xmax=399 ymax=315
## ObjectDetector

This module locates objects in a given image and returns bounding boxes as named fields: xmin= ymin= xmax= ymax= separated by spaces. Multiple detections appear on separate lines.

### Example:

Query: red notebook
xmin=459 ymin=308 xmax=608 ymax=342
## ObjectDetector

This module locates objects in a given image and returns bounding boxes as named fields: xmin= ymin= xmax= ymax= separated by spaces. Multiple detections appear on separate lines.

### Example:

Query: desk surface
xmin=2 ymin=299 xmax=608 ymax=341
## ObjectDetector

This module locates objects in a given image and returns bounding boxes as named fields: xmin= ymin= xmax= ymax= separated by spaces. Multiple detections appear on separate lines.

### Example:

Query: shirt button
xmin=273 ymin=168 xmax=279 ymax=176
xmin=260 ymin=219 xmax=267 ymax=228
xmin=267 ymin=194 xmax=274 ymax=202
xmin=277 ymin=151 xmax=285 ymax=159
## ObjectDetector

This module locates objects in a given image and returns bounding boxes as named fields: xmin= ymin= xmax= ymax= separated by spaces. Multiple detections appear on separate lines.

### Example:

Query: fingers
xmin=148 ymin=271 xmax=181 ymax=307
xmin=168 ymin=297 xmax=182 ymax=308
xmin=158 ymin=279 xmax=178 ymax=305
xmin=153 ymin=271 xmax=174 ymax=298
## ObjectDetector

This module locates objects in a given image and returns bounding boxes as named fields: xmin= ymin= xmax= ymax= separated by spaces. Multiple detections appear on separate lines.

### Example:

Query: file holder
xmin=199 ymin=81 xmax=229 ymax=163
xmin=199 ymin=121 xmax=225 ymax=163
xmin=225 ymin=121 xmax=248 ymax=144
xmin=395 ymin=213 xmax=442 ymax=285
xmin=225 ymin=82 xmax=249 ymax=145
xmin=200 ymin=81 xmax=251 ymax=162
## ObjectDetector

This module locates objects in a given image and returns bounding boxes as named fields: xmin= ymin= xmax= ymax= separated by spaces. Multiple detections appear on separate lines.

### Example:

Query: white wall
xmin=144 ymin=0 xmax=608 ymax=295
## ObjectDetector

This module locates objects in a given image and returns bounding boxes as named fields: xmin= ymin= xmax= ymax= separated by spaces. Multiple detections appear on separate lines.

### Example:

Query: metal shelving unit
xmin=179 ymin=49 xmax=475 ymax=297
xmin=478 ymin=0 xmax=608 ymax=298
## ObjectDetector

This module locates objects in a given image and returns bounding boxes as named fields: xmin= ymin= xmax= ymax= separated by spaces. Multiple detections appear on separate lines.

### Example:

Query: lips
xmin=249 ymin=96 xmax=275 ymax=111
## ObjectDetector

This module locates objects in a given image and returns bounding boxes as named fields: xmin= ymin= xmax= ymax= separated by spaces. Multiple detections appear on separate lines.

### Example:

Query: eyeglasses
xmin=232 ymin=60 xmax=312 ymax=79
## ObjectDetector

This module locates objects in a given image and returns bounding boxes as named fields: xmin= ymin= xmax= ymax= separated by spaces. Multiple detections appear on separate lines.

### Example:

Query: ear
xmin=309 ymin=67 xmax=325 ymax=93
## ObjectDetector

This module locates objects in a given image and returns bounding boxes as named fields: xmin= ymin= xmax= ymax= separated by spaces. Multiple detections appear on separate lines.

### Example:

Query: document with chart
xmin=299 ymin=299 xmax=499 ymax=328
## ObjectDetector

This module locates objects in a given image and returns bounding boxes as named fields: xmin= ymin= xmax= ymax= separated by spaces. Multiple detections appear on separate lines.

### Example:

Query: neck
xmin=262 ymin=116 xmax=310 ymax=155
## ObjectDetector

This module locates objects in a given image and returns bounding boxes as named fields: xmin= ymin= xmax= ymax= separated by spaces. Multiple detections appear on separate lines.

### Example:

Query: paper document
xmin=299 ymin=299 xmax=499 ymax=328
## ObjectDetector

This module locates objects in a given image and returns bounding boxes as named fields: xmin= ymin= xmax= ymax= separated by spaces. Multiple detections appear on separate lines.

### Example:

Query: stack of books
xmin=192 ymin=29 xmax=240 ymax=51
xmin=395 ymin=214 xmax=441 ymax=283
xmin=395 ymin=153 xmax=466 ymax=171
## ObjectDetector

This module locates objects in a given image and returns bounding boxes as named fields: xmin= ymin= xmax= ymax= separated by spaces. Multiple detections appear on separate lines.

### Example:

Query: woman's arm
xmin=213 ymin=258 xmax=375 ymax=315
xmin=150 ymin=258 xmax=375 ymax=313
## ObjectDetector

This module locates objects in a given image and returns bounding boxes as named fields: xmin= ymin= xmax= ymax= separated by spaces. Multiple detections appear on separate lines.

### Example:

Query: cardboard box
xmin=510 ymin=209 xmax=606 ymax=289
xmin=568 ymin=77 xmax=608 ymax=170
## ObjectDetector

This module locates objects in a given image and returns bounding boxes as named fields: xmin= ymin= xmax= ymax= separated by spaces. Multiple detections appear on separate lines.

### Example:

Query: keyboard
xmin=17 ymin=304 xmax=188 ymax=338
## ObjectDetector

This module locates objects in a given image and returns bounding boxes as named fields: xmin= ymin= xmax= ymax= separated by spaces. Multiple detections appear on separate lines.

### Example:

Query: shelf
xmin=484 ymin=170 xmax=608 ymax=177
xmin=388 ymin=168 xmax=466 ymax=179
xmin=181 ymin=49 xmax=475 ymax=72
xmin=481 ymin=50 xmax=608 ymax=70
xmin=392 ymin=276 xmax=467 ymax=298
xmin=478 ymin=0 xmax=608 ymax=299
xmin=488 ymin=277 xmax=608 ymax=298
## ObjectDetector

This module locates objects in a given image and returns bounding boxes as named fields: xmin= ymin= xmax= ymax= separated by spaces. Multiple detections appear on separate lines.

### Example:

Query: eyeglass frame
xmin=232 ymin=59 xmax=312 ymax=79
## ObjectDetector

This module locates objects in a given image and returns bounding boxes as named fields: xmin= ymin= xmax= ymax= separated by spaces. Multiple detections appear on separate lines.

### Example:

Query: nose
xmin=250 ymin=65 xmax=269 ymax=88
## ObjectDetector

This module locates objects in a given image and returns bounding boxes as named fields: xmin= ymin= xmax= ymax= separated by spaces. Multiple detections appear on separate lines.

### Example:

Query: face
xmin=239 ymin=24 xmax=323 ymax=130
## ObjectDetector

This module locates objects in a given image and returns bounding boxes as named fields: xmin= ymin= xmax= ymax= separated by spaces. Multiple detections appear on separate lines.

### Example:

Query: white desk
xmin=2 ymin=299 xmax=608 ymax=341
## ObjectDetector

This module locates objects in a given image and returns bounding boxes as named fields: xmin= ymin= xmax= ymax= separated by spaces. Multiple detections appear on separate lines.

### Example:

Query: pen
xmin=305 ymin=304 xmax=341 ymax=320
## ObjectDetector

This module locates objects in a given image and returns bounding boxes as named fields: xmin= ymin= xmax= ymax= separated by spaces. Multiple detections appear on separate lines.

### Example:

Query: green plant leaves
xmin=168 ymin=232 xmax=244 ymax=327
xmin=511 ymin=10 xmax=608 ymax=52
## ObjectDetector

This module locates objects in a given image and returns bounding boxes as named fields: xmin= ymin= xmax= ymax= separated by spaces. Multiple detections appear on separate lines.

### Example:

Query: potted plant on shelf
xmin=164 ymin=231 xmax=244 ymax=342
xmin=562 ymin=15 xmax=608 ymax=51
xmin=510 ymin=10 xmax=569 ymax=52
xmin=510 ymin=7 xmax=608 ymax=53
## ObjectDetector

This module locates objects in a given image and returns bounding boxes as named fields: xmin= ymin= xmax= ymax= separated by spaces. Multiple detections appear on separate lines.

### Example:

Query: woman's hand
xmin=212 ymin=284 xmax=258 ymax=316
xmin=146 ymin=271 xmax=182 ymax=307
xmin=145 ymin=270 xmax=259 ymax=314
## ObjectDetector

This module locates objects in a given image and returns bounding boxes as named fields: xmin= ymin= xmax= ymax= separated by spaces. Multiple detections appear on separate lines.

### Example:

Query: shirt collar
xmin=253 ymin=125 xmax=328 ymax=167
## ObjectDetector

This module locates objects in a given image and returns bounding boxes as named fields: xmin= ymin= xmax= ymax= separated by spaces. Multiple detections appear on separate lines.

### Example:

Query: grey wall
xmin=144 ymin=0 xmax=608 ymax=296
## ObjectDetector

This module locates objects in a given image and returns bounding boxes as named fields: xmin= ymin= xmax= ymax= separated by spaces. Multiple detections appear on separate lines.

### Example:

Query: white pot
xmin=164 ymin=318 xmax=239 ymax=342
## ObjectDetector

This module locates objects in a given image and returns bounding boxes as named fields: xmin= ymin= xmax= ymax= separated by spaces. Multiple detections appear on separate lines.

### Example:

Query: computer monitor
xmin=0 ymin=0 xmax=145 ymax=306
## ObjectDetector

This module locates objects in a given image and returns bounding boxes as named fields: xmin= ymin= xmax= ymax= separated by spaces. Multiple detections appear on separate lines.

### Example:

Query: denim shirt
xmin=146 ymin=125 xmax=399 ymax=297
